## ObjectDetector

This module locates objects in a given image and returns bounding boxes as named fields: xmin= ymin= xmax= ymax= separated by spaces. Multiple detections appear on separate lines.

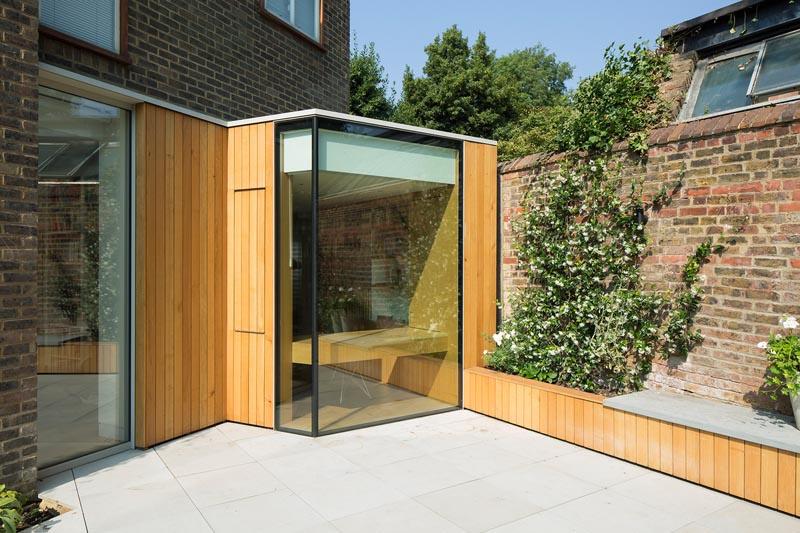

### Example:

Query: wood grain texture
xmin=134 ymin=104 xmax=227 ymax=448
xmin=463 ymin=367 xmax=800 ymax=517
xmin=226 ymin=122 xmax=274 ymax=428
xmin=463 ymin=142 xmax=497 ymax=370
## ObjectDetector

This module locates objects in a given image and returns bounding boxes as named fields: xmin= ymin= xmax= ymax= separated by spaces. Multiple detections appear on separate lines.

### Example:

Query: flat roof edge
xmin=38 ymin=64 xmax=497 ymax=146
xmin=228 ymin=109 xmax=498 ymax=146
xmin=660 ymin=0 xmax=765 ymax=38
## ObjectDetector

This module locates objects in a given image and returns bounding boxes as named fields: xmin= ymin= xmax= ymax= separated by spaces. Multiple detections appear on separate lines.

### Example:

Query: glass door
xmin=37 ymin=87 xmax=131 ymax=468
xmin=276 ymin=117 xmax=462 ymax=436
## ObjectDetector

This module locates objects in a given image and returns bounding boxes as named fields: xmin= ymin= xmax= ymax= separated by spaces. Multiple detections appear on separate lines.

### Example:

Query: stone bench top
xmin=604 ymin=389 xmax=800 ymax=454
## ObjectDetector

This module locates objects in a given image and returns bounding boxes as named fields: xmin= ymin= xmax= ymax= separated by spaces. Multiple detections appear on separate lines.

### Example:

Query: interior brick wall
xmin=499 ymin=54 xmax=800 ymax=412
xmin=39 ymin=0 xmax=350 ymax=120
xmin=0 ymin=0 xmax=39 ymax=494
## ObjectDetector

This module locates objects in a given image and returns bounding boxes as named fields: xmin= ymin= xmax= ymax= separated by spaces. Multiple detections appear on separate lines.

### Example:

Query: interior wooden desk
xmin=291 ymin=327 xmax=448 ymax=383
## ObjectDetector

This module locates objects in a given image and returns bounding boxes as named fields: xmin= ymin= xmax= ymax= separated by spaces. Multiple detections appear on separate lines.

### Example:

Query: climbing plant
xmin=486 ymin=41 xmax=723 ymax=394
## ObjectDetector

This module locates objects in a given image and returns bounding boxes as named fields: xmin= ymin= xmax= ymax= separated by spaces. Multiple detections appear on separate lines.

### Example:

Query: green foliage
xmin=349 ymin=37 xmax=395 ymax=120
xmin=0 ymin=485 xmax=25 ymax=533
xmin=486 ymin=160 xmax=714 ymax=393
xmin=662 ymin=238 xmax=719 ymax=358
xmin=496 ymin=104 xmax=570 ymax=161
xmin=761 ymin=317 xmax=800 ymax=400
xmin=494 ymin=45 xmax=573 ymax=109
xmin=394 ymin=26 xmax=519 ymax=140
xmin=559 ymin=41 xmax=671 ymax=154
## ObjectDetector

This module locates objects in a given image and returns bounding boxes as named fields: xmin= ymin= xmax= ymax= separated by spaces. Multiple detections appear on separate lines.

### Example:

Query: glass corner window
xmin=265 ymin=0 xmax=321 ymax=41
xmin=40 ymin=0 xmax=122 ymax=54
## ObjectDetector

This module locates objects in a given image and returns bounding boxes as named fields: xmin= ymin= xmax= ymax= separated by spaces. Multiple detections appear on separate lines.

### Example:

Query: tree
xmin=394 ymin=26 xmax=518 ymax=140
xmin=494 ymin=45 xmax=573 ymax=109
xmin=349 ymin=37 xmax=395 ymax=120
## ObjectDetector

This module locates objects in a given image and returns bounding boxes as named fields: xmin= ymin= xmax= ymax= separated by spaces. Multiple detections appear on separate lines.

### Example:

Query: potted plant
xmin=759 ymin=316 xmax=800 ymax=429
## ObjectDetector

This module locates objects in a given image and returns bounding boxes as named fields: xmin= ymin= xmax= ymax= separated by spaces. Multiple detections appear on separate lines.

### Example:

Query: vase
xmin=791 ymin=393 xmax=800 ymax=431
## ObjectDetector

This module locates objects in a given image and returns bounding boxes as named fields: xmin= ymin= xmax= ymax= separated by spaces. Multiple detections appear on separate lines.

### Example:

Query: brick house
xmin=0 ymin=0 xmax=351 ymax=493
xmin=1 ymin=0 xmax=501 ymax=497
xmin=500 ymin=1 xmax=800 ymax=412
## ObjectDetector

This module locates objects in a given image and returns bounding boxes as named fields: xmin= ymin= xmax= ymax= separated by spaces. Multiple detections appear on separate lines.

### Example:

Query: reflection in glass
xmin=277 ymin=126 xmax=314 ymax=432
xmin=692 ymin=54 xmax=756 ymax=116
xmin=37 ymin=87 xmax=130 ymax=468
xmin=276 ymin=120 xmax=461 ymax=435
xmin=754 ymin=31 xmax=800 ymax=97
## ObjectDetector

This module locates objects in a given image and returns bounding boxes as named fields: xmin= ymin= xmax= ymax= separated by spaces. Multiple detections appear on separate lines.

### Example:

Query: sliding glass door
xmin=276 ymin=118 xmax=461 ymax=435
xmin=37 ymin=87 xmax=131 ymax=468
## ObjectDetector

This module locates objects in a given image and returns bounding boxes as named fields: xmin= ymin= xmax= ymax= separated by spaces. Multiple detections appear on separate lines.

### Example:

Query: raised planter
xmin=464 ymin=366 xmax=800 ymax=517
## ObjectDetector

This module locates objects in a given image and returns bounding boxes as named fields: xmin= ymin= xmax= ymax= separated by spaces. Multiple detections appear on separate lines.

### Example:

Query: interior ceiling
xmin=289 ymin=170 xmax=451 ymax=208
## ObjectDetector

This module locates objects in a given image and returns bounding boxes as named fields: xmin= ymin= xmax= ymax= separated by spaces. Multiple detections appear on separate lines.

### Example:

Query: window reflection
xmin=37 ymin=87 xmax=130 ymax=468
xmin=276 ymin=122 xmax=461 ymax=435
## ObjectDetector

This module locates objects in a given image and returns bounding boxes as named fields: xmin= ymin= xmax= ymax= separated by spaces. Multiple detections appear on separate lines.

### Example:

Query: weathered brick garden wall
xmin=0 ymin=0 xmax=39 ymax=494
xmin=500 ymin=55 xmax=800 ymax=412
xmin=39 ymin=0 xmax=350 ymax=120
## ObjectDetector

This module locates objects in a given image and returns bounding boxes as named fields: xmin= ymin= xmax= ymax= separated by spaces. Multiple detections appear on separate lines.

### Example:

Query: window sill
xmin=649 ymin=96 xmax=800 ymax=146
xmin=40 ymin=25 xmax=131 ymax=65
xmin=678 ymin=94 xmax=800 ymax=124
xmin=258 ymin=7 xmax=325 ymax=52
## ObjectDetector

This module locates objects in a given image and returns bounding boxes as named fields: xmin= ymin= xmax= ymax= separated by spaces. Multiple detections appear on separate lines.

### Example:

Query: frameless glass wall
xmin=276 ymin=118 xmax=461 ymax=435
xmin=37 ymin=87 xmax=130 ymax=468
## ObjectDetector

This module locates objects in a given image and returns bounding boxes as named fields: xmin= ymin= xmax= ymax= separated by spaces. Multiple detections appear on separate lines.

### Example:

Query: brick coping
xmin=605 ymin=389 xmax=800 ymax=454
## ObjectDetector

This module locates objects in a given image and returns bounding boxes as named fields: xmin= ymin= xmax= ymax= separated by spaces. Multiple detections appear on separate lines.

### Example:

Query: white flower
xmin=757 ymin=341 xmax=768 ymax=349
xmin=776 ymin=334 xmax=784 ymax=340
xmin=492 ymin=332 xmax=504 ymax=346
xmin=781 ymin=316 xmax=798 ymax=329
xmin=483 ymin=349 xmax=489 ymax=355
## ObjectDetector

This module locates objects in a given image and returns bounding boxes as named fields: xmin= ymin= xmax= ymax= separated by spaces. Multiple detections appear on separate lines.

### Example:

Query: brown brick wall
xmin=0 ymin=0 xmax=39 ymax=494
xmin=39 ymin=0 xmax=350 ymax=121
xmin=500 ymin=67 xmax=800 ymax=411
xmin=500 ymin=48 xmax=800 ymax=409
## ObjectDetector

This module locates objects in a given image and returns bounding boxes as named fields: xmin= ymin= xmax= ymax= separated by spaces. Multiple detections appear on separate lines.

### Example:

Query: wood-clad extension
xmin=463 ymin=142 xmax=498 ymax=370
xmin=134 ymin=104 xmax=227 ymax=448
xmin=134 ymin=109 xmax=499 ymax=445
xmin=464 ymin=366 xmax=800 ymax=517
xmin=226 ymin=122 xmax=275 ymax=428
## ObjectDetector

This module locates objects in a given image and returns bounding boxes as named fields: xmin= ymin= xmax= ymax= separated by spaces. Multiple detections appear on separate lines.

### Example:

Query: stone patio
xmin=37 ymin=410 xmax=800 ymax=532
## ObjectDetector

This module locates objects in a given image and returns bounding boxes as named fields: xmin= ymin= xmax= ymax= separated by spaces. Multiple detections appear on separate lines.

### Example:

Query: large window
xmin=684 ymin=29 xmax=800 ymax=118
xmin=276 ymin=118 xmax=461 ymax=435
xmin=37 ymin=87 xmax=131 ymax=469
xmin=40 ymin=0 xmax=125 ymax=56
xmin=264 ymin=0 xmax=321 ymax=42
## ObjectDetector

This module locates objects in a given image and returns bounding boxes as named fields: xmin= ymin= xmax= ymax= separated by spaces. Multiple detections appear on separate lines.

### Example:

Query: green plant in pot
xmin=0 ymin=484 xmax=25 ymax=533
xmin=760 ymin=316 xmax=800 ymax=429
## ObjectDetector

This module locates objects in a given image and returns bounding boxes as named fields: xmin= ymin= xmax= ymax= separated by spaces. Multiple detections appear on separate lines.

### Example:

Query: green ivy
xmin=559 ymin=41 xmax=671 ymax=154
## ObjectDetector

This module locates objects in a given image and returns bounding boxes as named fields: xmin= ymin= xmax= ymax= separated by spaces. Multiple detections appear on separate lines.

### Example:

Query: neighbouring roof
xmin=661 ymin=0 xmax=800 ymax=55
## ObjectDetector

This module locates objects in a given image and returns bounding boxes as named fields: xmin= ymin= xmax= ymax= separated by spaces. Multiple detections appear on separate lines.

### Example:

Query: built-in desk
xmin=292 ymin=327 xmax=448 ymax=383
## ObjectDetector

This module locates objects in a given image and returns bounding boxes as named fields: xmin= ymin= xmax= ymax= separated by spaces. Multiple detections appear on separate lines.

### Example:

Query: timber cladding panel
xmin=134 ymin=103 xmax=227 ymax=448
xmin=226 ymin=123 xmax=274 ymax=428
xmin=463 ymin=142 xmax=498 ymax=370
xmin=465 ymin=367 xmax=800 ymax=517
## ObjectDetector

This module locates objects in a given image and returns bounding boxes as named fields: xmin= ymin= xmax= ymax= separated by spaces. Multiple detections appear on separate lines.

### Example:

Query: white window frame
xmin=681 ymin=28 xmax=800 ymax=120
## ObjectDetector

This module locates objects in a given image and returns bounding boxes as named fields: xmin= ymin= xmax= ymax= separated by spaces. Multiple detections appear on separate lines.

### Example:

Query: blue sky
xmin=350 ymin=0 xmax=733 ymax=93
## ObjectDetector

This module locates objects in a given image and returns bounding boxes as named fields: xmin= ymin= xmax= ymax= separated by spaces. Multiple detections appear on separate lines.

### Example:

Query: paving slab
xmin=37 ymin=410 xmax=800 ymax=532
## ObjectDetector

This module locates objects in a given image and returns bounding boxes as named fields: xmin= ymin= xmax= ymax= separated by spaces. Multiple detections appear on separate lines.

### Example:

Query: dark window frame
xmin=39 ymin=0 xmax=131 ymax=64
